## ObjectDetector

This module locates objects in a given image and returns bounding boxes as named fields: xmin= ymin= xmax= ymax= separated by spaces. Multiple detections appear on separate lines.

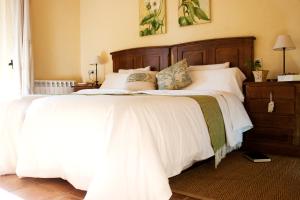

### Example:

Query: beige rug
xmin=169 ymin=151 xmax=300 ymax=200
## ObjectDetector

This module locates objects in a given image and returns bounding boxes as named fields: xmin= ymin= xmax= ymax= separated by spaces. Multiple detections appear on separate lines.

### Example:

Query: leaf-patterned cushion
xmin=126 ymin=72 xmax=157 ymax=91
xmin=127 ymin=72 xmax=156 ymax=83
xmin=156 ymin=59 xmax=192 ymax=90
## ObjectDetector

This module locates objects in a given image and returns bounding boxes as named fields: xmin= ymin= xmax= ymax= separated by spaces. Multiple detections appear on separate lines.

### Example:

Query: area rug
xmin=169 ymin=151 xmax=300 ymax=200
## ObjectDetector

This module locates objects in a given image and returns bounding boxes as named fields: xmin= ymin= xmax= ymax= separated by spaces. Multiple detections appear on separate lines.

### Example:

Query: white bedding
xmin=0 ymin=96 xmax=45 ymax=175
xmin=0 ymin=89 xmax=252 ymax=200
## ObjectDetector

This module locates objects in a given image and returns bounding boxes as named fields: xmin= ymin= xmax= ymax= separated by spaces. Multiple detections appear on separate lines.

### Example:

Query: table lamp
xmin=273 ymin=35 xmax=296 ymax=74
xmin=98 ymin=51 xmax=108 ymax=83
xmin=89 ymin=52 xmax=108 ymax=87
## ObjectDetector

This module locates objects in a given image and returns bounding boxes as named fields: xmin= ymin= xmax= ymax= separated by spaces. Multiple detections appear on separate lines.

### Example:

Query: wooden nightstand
xmin=244 ymin=81 xmax=300 ymax=156
xmin=73 ymin=83 xmax=100 ymax=92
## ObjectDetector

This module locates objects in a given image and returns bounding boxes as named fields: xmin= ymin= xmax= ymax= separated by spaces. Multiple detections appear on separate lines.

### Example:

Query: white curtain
xmin=0 ymin=0 xmax=33 ymax=99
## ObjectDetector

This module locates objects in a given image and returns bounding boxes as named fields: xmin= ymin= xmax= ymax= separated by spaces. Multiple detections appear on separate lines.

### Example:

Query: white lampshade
xmin=98 ymin=51 xmax=108 ymax=64
xmin=273 ymin=35 xmax=296 ymax=51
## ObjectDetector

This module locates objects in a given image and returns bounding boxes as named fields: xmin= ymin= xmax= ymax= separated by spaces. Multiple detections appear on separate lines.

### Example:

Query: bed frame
xmin=111 ymin=36 xmax=255 ymax=80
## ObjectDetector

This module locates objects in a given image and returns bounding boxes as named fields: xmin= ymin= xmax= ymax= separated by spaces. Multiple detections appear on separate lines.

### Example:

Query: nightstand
xmin=73 ymin=83 xmax=100 ymax=92
xmin=244 ymin=81 xmax=300 ymax=157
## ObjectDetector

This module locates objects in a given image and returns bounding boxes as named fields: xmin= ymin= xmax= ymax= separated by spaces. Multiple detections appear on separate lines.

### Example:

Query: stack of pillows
xmin=101 ymin=59 xmax=246 ymax=101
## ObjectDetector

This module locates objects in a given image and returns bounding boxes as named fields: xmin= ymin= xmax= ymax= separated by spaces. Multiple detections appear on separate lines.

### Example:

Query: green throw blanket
xmin=187 ymin=96 xmax=227 ymax=167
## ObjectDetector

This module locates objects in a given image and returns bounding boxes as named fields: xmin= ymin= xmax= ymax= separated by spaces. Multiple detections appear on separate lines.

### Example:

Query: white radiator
xmin=34 ymin=80 xmax=75 ymax=95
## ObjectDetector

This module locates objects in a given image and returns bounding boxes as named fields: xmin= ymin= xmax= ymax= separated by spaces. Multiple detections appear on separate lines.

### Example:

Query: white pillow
xmin=183 ymin=67 xmax=246 ymax=101
xmin=188 ymin=62 xmax=230 ymax=71
xmin=100 ymin=73 xmax=129 ymax=89
xmin=118 ymin=66 xmax=151 ymax=73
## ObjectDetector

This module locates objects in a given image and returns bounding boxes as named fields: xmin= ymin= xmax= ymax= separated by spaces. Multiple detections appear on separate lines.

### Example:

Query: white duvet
xmin=0 ymin=89 xmax=252 ymax=200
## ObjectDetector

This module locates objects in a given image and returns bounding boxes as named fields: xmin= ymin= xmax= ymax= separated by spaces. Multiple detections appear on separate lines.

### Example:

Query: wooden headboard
xmin=110 ymin=46 xmax=170 ymax=72
xmin=171 ymin=37 xmax=255 ymax=80
xmin=111 ymin=37 xmax=255 ymax=80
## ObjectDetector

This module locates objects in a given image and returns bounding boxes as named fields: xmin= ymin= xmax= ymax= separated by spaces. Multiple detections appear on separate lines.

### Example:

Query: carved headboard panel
xmin=110 ymin=46 xmax=170 ymax=72
xmin=171 ymin=37 xmax=255 ymax=80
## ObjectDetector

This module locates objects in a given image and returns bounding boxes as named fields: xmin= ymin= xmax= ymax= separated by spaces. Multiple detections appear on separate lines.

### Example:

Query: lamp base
xmin=94 ymin=81 xmax=99 ymax=87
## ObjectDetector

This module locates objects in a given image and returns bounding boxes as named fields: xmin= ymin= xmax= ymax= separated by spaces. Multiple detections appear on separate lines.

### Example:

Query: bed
xmin=0 ymin=37 xmax=255 ymax=200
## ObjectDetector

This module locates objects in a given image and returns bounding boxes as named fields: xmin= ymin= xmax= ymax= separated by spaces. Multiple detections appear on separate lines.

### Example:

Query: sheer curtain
xmin=0 ymin=0 xmax=33 ymax=100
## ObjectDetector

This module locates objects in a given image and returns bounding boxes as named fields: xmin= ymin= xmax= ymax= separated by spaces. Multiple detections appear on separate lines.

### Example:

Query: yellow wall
xmin=31 ymin=0 xmax=300 ymax=82
xmin=30 ymin=0 xmax=81 ymax=81
xmin=80 ymin=0 xmax=300 ymax=81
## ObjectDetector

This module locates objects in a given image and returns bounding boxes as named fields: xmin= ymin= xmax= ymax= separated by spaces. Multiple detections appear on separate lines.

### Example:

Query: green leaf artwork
xmin=139 ymin=0 xmax=166 ymax=37
xmin=178 ymin=0 xmax=210 ymax=27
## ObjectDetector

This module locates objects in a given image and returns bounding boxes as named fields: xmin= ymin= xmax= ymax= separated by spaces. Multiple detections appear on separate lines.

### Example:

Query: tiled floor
xmin=0 ymin=175 xmax=85 ymax=200
xmin=0 ymin=175 xmax=198 ymax=200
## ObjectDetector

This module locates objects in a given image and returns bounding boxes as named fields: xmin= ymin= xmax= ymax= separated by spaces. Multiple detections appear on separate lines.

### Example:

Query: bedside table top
xmin=72 ymin=83 xmax=100 ymax=92
xmin=244 ymin=81 xmax=300 ymax=86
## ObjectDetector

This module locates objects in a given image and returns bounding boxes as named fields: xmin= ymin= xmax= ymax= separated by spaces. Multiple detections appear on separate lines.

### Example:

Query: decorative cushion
xmin=126 ymin=72 xmax=157 ymax=91
xmin=156 ymin=59 xmax=192 ymax=90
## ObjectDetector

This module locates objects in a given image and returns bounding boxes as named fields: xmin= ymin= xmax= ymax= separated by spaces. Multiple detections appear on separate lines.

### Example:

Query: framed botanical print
xmin=139 ymin=0 xmax=166 ymax=37
xmin=178 ymin=0 xmax=211 ymax=27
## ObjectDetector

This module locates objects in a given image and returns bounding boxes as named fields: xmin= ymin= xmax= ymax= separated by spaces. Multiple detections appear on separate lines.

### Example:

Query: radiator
xmin=34 ymin=80 xmax=75 ymax=95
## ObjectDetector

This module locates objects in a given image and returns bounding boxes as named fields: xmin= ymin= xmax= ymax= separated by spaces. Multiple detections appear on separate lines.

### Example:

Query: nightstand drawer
xmin=246 ymin=86 xmax=295 ymax=99
xmin=247 ymin=99 xmax=295 ymax=114
xmin=250 ymin=113 xmax=296 ymax=129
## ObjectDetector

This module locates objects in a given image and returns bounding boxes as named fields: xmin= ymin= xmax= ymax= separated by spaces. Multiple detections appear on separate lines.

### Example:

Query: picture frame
xmin=139 ymin=0 xmax=166 ymax=37
xmin=178 ymin=0 xmax=211 ymax=27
